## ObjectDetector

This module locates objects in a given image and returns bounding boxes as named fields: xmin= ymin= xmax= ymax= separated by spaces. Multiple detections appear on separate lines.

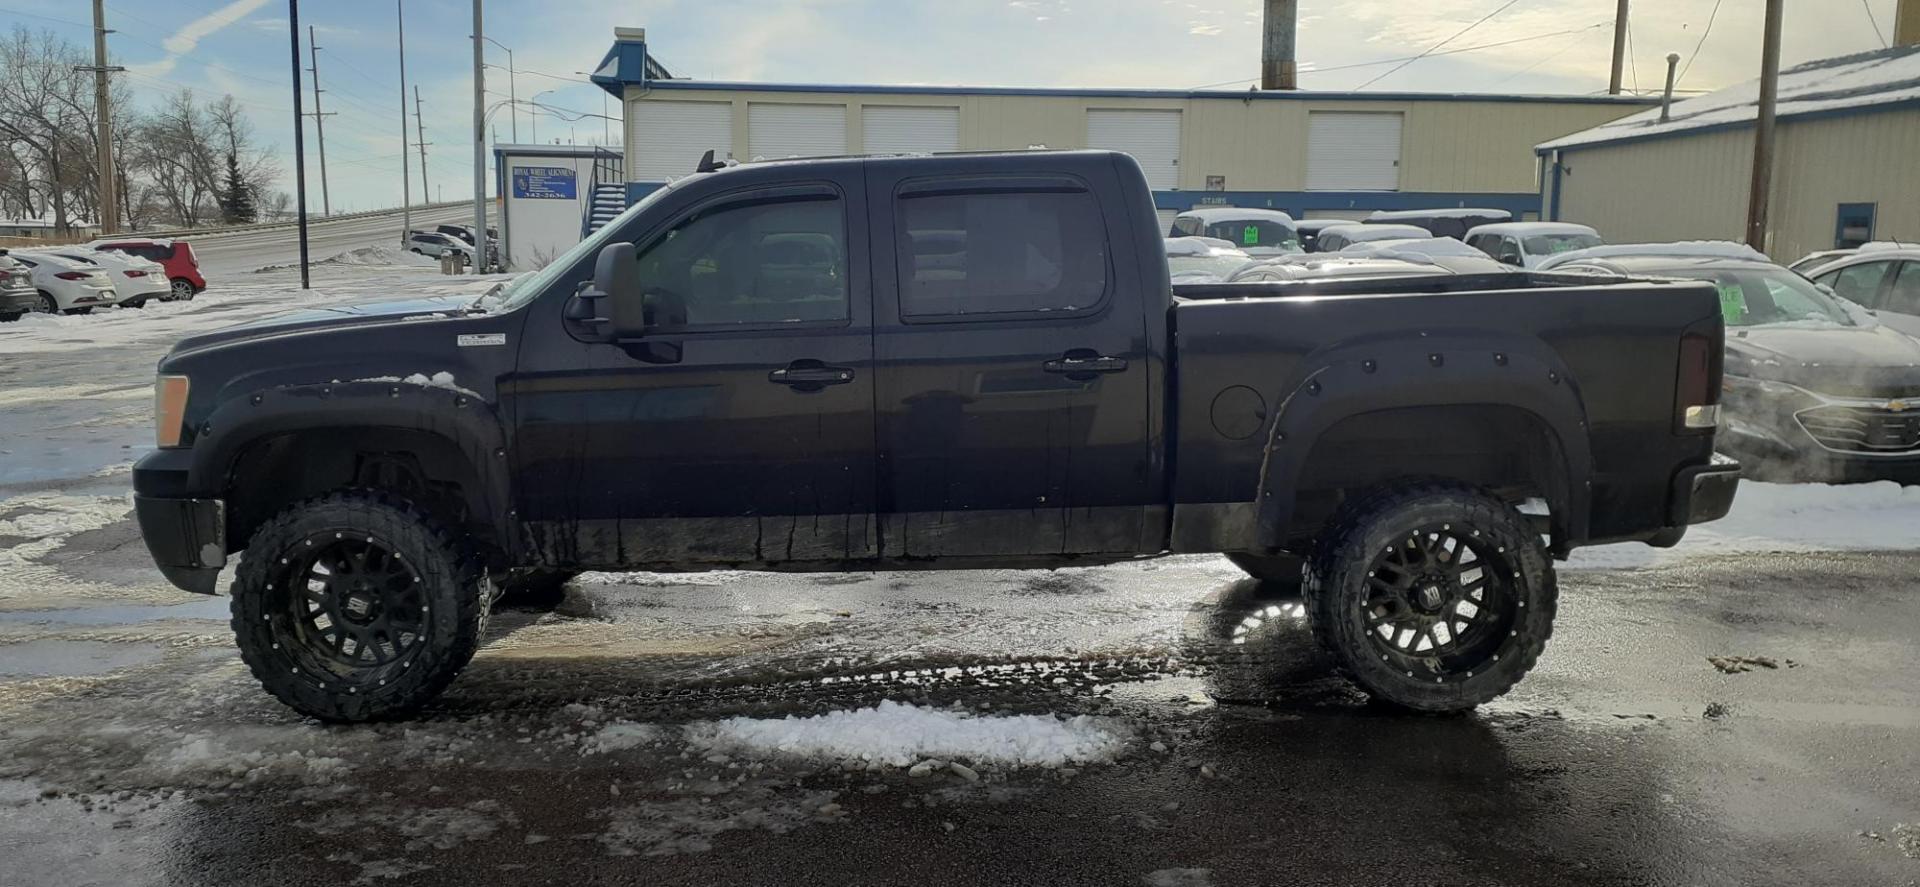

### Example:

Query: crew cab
xmin=132 ymin=150 xmax=1739 ymax=721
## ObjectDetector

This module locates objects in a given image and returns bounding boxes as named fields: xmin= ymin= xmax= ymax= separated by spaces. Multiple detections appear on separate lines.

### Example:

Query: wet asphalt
xmin=2 ymin=515 xmax=1917 ymax=886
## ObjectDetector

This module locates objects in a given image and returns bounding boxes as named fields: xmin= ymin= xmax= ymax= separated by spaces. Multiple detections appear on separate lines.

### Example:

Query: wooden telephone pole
xmin=83 ymin=0 xmax=125 ymax=233
xmin=1745 ymin=0 xmax=1784 ymax=252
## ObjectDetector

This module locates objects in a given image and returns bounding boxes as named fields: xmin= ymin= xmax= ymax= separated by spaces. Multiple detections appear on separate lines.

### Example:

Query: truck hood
xmin=1727 ymin=324 xmax=1920 ymax=398
xmin=172 ymin=294 xmax=482 ymax=353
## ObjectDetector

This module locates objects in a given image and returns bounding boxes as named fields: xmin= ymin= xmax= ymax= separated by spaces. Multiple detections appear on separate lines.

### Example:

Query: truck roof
xmin=1464 ymin=222 xmax=1598 ymax=238
xmin=1174 ymin=207 xmax=1297 ymax=225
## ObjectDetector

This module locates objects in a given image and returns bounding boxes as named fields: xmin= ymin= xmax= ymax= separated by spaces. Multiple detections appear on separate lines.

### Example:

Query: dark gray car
xmin=0 ymin=251 xmax=37 ymax=320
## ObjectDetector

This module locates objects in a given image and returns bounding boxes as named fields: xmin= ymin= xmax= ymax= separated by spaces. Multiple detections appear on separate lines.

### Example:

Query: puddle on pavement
xmin=0 ymin=640 xmax=166 ymax=677
xmin=0 ymin=596 xmax=230 ymax=626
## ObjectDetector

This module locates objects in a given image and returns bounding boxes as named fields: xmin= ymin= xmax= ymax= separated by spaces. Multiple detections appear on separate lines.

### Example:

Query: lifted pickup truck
xmin=133 ymin=150 xmax=1739 ymax=721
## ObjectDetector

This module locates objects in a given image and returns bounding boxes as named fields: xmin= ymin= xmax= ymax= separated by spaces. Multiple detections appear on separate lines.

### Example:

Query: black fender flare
xmin=189 ymin=379 xmax=516 ymax=556
xmin=1253 ymin=331 xmax=1594 ymax=549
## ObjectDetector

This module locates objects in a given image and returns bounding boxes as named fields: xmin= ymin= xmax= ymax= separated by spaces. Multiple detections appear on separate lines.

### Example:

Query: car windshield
xmin=1523 ymin=233 xmax=1601 ymax=255
xmin=1203 ymin=220 xmax=1300 ymax=252
xmin=1167 ymin=254 xmax=1250 ymax=280
xmin=478 ymin=183 xmax=680 ymax=312
xmin=1667 ymin=266 xmax=1860 ymax=328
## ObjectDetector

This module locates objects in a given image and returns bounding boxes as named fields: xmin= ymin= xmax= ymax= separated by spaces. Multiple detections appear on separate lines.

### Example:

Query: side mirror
xmin=595 ymin=243 xmax=645 ymax=338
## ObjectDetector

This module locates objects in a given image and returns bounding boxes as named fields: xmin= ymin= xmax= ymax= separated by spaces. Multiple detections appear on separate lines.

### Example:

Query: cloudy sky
xmin=1 ymin=0 xmax=1900 ymax=213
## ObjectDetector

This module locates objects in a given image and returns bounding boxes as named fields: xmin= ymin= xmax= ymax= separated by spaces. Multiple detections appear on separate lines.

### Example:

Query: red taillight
xmin=125 ymin=269 xmax=147 ymax=277
xmin=55 ymin=271 xmax=86 ymax=280
xmin=1674 ymin=331 xmax=1721 ymax=432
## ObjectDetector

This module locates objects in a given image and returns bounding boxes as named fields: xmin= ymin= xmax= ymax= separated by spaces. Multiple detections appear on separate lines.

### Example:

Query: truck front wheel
xmin=1304 ymin=482 xmax=1556 ymax=713
xmin=230 ymin=490 xmax=492 ymax=722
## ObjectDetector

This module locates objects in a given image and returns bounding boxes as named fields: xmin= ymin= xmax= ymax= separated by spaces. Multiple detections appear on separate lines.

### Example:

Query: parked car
xmin=437 ymin=224 xmax=499 ymax=246
xmin=1337 ymin=237 xmax=1514 ymax=274
xmin=1549 ymin=248 xmax=1920 ymax=483
xmin=1787 ymin=241 xmax=1919 ymax=276
xmin=1804 ymin=245 xmax=1920 ymax=339
xmin=1365 ymin=208 xmax=1514 ymax=241
xmin=89 ymin=237 xmax=205 ymax=301
xmin=11 ymin=251 xmax=117 ymax=314
xmin=47 ymin=248 xmax=169 ymax=308
xmin=1293 ymin=219 xmax=1353 ymax=253
xmin=1167 ymin=208 xmax=1302 ymax=256
xmin=133 ymin=149 xmax=1736 ymax=722
xmin=1164 ymin=236 xmax=1252 ymax=282
xmin=406 ymin=231 xmax=469 ymax=258
xmin=1464 ymin=222 xmax=1603 ymax=268
xmin=0 ymin=250 xmax=37 ymax=321
xmin=1311 ymin=223 xmax=1430 ymax=253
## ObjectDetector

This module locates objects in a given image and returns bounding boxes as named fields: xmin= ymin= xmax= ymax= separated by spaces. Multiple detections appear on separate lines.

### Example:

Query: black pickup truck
xmin=132 ymin=150 xmax=1738 ymax=721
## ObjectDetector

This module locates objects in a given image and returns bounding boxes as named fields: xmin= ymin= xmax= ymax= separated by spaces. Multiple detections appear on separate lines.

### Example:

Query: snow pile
xmin=354 ymin=371 xmax=483 ymax=400
xmin=581 ymin=721 xmax=662 ymax=755
xmin=1571 ymin=480 xmax=1920 ymax=569
xmin=253 ymin=245 xmax=437 ymax=273
xmin=684 ymin=700 xmax=1129 ymax=768
xmin=0 ymin=492 xmax=134 ymax=570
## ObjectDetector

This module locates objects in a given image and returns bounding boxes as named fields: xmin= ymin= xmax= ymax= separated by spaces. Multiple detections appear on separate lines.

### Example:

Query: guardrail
xmin=140 ymin=201 xmax=478 ymax=239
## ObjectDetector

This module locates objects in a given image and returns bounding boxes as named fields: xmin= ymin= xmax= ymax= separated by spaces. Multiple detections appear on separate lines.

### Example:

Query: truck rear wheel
xmin=1304 ymin=482 xmax=1556 ymax=713
xmin=230 ymin=490 xmax=491 ymax=722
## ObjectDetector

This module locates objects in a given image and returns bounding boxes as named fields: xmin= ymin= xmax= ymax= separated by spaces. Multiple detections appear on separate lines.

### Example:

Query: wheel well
xmin=223 ymin=427 xmax=494 ymax=558
xmin=1284 ymin=404 xmax=1568 ymax=549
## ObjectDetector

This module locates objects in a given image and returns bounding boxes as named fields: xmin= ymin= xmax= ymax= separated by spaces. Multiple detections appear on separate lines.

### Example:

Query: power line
xmin=1354 ymin=0 xmax=1524 ymax=90
xmin=1186 ymin=20 xmax=1604 ymax=90
xmin=1861 ymin=0 xmax=1888 ymax=47
xmin=1676 ymin=0 xmax=1723 ymax=86
xmin=1492 ymin=23 xmax=1600 ymax=87
xmin=1625 ymin=13 xmax=1639 ymax=92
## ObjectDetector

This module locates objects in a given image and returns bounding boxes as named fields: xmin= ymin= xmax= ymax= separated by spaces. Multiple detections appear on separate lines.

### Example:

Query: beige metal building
xmin=588 ymin=29 xmax=1653 ymax=229
xmin=1537 ymin=45 xmax=1920 ymax=263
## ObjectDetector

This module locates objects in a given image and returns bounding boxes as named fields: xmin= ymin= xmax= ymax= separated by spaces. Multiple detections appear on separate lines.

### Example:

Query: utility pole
xmin=305 ymin=26 xmax=336 ymax=217
xmin=397 ymin=0 xmax=410 ymax=243
xmin=1260 ymin=0 xmax=1298 ymax=90
xmin=1608 ymin=0 xmax=1630 ymax=95
xmin=413 ymin=85 xmax=432 ymax=205
xmin=84 ymin=0 xmax=124 ymax=233
xmin=1745 ymin=0 xmax=1784 ymax=252
xmin=468 ymin=0 xmax=487 ymax=274
xmin=288 ymin=0 xmax=310 ymax=289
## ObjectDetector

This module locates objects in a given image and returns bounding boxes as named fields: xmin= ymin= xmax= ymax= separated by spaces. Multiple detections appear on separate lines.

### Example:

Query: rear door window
xmin=894 ymin=179 xmax=1109 ymax=318
xmin=1821 ymin=261 xmax=1892 ymax=308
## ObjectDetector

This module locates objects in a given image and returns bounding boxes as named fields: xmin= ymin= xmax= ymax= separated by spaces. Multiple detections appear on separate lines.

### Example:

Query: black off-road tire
xmin=491 ymin=568 xmax=578 ymax=611
xmin=1304 ymin=482 xmax=1556 ymax=713
xmin=1225 ymin=551 xmax=1304 ymax=589
xmin=230 ymin=489 xmax=492 ymax=722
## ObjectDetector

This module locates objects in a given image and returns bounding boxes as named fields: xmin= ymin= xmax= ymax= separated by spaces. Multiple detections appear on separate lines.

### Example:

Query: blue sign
xmin=512 ymin=165 xmax=577 ymax=200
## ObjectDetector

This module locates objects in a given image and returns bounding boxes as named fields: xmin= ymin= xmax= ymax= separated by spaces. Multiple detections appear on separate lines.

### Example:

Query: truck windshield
xmin=1205 ymin=220 xmax=1300 ymax=252
xmin=1524 ymin=233 xmax=1602 ymax=255
xmin=477 ymin=182 xmax=683 ymax=313
xmin=1690 ymin=267 xmax=1861 ymax=328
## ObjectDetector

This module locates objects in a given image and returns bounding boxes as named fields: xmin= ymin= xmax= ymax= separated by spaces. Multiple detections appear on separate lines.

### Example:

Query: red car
xmin=88 ymin=238 xmax=205 ymax=301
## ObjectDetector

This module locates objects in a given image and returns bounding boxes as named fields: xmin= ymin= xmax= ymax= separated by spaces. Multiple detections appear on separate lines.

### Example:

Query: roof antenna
xmin=695 ymin=149 xmax=722 ymax=173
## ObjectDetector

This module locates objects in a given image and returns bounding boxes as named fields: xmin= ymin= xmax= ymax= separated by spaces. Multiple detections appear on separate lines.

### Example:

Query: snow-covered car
xmin=11 ymin=251 xmax=118 ymax=314
xmin=1167 ymin=208 xmax=1303 ymax=256
xmin=1364 ymin=208 xmax=1514 ymax=241
xmin=1338 ymin=237 xmax=1514 ymax=274
xmin=1163 ymin=236 xmax=1252 ymax=282
xmin=47 ymin=248 xmax=169 ymax=308
xmin=1226 ymin=254 xmax=1462 ymax=283
xmin=1464 ymin=222 xmax=1603 ymax=269
xmin=1310 ymin=223 xmax=1430 ymax=253
xmin=1292 ymin=219 xmax=1352 ymax=253
xmin=1536 ymin=240 xmax=1770 ymax=272
xmin=0 ymin=251 xmax=37 ymax=320
xmin=1804 ymin=244 xmax=1920 ymax=339
xmin=1549 ymin=250 xmax=1920 ymax=482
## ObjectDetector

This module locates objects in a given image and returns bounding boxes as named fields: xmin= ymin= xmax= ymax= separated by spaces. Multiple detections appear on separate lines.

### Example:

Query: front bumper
xmin=133 ymin=449 xmax=225 ymax=594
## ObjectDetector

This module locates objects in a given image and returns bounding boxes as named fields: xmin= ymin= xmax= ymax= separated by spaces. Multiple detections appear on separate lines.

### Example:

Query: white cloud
xmin=1189 ymin=21 xmax=1222 ymax=36
xmin=130 ymin=0 xmax=272 ymax=78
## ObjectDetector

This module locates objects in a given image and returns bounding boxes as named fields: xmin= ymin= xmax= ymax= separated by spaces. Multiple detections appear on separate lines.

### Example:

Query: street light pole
xmin=471 ymin=0 xmax=488 ymax=273
xmin=397 ymin=0 xmax=410 ymax=245
xmin=481 ymin=37 xmax=516 ymax=142
xmin=529 ymin=88 xmax=555 ymax=143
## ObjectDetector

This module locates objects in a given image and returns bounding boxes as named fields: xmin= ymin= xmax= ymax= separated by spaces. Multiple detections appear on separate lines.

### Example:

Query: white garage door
xmin=1306 ymin=112 xmax=1403 ymax=191
xmin=1155 ymin=208 xmax=1180 ymax=231
xmin=749 ymin=103 xmax=847 ymax=160
xmin=1086 ymin=109 xmax=1181 ymax=190
xmin=629 ymin=100 xmax=732 ymax=182
xmin=862 ymin=106 xmax=960 ymax=154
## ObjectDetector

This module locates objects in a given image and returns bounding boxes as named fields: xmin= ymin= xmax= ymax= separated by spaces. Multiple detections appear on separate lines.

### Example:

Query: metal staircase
xmin=581 ymin=147 xmax=627 ymax=237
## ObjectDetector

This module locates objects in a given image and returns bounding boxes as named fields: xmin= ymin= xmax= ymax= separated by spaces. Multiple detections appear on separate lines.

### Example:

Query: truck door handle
xmin=1043 ymin=351 xmax=1128 ymax=380
xmin=768 ymin=360 xmax=855 ymax=390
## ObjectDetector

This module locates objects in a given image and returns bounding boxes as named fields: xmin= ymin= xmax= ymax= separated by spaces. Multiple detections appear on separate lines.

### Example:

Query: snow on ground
xmin=685 ymin=700 xmax=1130 ymax=768
xmin=253 ymin=245 xmax=438 ymax=273
xmin=1570 ymin=480 xmax=1920 ymax=569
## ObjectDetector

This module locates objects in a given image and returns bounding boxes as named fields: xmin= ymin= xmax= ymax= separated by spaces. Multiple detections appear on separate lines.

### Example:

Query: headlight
xmin=155 ymin=375 xmax=190 ymax=447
